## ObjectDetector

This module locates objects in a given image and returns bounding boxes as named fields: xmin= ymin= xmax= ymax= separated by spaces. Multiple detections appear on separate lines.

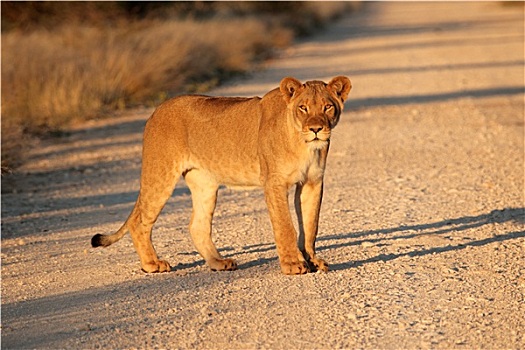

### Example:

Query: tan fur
xmin=91 ymin=76 xmax=351 ymax=274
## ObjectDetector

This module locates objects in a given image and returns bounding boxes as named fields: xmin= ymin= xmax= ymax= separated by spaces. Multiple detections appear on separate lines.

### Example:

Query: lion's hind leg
xmin=130 ymin=189 xmax=175 ymax=273
xmin=130 ymin=150 xmax=181 ymax=273
xmin=185 ymin=169 xmax=237 ymax=271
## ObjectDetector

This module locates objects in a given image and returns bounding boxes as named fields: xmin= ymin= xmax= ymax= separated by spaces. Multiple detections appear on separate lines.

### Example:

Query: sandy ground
xmin=2 ymin=2 xmax=524 ymax=349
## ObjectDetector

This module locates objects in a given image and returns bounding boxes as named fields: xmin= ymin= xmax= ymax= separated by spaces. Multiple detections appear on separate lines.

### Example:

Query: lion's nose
xmin=309 ymin=126 xmax=323 ymax=134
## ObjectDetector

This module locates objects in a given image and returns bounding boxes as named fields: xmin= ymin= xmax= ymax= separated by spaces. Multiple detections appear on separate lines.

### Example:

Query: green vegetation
xmin=1 ymin=1 xmax=357 ymax=172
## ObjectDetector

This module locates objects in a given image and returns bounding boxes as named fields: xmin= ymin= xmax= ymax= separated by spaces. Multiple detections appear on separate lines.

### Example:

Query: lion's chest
xmin=289 ymin=145 xmax=327 ymax=185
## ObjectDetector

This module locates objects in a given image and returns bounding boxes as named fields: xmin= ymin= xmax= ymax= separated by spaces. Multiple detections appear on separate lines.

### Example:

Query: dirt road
xmin=2 ymin=2 xmax=524 ymax=349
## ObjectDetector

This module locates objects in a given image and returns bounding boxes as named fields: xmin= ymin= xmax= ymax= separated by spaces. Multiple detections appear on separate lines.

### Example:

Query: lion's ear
xmin=328 ymin=76 xmax=352 ymax=102
xmin=280 ymin=77 xmax=303 ymax=103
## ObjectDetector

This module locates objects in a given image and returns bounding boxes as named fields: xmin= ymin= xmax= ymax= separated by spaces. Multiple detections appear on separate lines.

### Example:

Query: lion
xmin=91 ymin=76 xmax=352 ymax=275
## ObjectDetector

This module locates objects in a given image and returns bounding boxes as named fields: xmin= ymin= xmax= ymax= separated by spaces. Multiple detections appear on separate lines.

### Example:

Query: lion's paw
xmin=308 ymin=258 xmax=329 ymax=273
xmin=280 ymin=260 xmax=310 ymax=275
xmin=141 ymin=260 xmax=172 ymax=273
xmin=210 ymin=258 xmax=238 ymax=271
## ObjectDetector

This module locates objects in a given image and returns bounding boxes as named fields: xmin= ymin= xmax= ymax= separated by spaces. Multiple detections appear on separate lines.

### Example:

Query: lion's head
xmin=280 ymin=76 xmax=352 ymax=148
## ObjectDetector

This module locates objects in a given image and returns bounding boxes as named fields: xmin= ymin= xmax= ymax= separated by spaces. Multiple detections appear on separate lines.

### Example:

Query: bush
xmin=2 ymin=18 xmax=288 ymax=130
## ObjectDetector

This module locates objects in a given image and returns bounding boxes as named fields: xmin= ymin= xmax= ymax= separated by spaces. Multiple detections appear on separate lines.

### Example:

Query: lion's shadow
xmin=224 ymin=207 xmax=524 ymax=272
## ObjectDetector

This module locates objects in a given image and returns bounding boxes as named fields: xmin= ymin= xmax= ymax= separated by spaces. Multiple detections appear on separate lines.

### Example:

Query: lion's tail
xmin=91 ymin=223 xmax=128 ymax=248
xmin=91 ymin=202 xmax=138 ymax=248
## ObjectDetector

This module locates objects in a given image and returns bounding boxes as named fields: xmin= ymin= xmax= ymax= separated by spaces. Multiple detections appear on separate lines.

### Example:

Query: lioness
xmin=92 ymin=76 xmax=351 ymax=275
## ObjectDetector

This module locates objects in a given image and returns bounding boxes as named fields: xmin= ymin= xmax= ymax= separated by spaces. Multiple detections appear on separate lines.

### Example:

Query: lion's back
xmin=150 ymin=94 xmax=261 ymax=130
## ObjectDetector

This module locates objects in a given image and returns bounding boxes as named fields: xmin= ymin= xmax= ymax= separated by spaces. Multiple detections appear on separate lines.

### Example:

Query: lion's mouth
xmin=305 ymin=134 xmax=330 ymax=145
xmin=301 ymin=128 xmax=331 ymax=144
xmin=304 ymin=134 xmax=330 ymax=143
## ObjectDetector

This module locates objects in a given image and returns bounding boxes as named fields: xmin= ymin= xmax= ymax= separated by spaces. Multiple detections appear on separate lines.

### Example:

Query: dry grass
xmin=1 ymin=2 xmax=357 ymax=172
xmin=2 ymin=18 xmax=288 ymax=131
xmin=1 ymin=18 xmax=291 ymax=170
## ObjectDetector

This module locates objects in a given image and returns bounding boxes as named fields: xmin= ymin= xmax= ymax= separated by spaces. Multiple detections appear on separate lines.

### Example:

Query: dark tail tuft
xmin=91 ymin=233 xmax=109 ymax=248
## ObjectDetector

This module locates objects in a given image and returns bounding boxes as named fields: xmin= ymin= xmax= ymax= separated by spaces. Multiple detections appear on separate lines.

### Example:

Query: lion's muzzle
xmin=303 ymin=125 xmax=331 ymax=143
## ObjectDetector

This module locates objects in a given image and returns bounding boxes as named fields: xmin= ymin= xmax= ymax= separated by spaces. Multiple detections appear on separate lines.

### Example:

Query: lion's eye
xmin=298 ymin=105 xmax=308 ymax=113
xmin=324 ymin=104 xmax=334 ymax=112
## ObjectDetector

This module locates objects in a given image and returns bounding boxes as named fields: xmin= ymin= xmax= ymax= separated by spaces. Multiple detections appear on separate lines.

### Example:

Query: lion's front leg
xmin=264 ymin=181 xmax=309 ymax=275
xmin=295 ymin=181 xmax=328 ymax=273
